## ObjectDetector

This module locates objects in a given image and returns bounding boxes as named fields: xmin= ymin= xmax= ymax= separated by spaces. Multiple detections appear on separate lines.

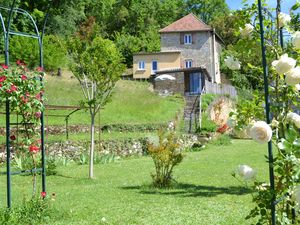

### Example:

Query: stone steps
xmin=183 ymin=95 xmax=200 ymax=133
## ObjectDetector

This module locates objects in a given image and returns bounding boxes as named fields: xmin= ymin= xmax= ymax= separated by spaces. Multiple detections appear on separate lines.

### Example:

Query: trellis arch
xmin=0 ymin=0 xmax=50 ymax=208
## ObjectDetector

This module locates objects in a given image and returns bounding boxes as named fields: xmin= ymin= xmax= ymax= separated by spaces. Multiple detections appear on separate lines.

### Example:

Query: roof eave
xmin=159 ymin=28 xmax=213 ymax=33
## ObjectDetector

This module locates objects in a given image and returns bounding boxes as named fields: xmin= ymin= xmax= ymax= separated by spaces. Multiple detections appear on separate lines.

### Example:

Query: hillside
xmin=0 ymin=72 xmax=184 ymax=142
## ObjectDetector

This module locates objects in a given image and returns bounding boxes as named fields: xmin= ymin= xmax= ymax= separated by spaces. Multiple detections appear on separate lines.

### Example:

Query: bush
xmin=201 ymin=94 xmax=217 ymax=111
xmin=0 ymin=196 xmax=54 ymax=224
xmin=197 ymin=113 xmax=217 ymax=134
xmin=10 ymin=35 xmax=67 ymax=71
xmin=147 ymin=129 xmax=184 ymax=188
xmin=211 ymin=134 xmax=232 ymax=146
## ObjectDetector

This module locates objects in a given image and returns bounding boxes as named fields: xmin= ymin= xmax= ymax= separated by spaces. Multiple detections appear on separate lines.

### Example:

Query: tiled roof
xmin=159 ymin=13 xmax=212 ymax=33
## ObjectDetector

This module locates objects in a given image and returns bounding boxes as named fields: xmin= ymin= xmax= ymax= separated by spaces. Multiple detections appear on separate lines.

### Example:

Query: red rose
xmin=20 ymin=96 xmax=28 ymax=104
xmin=1 ymin=64 xmax=8 ymax=69
xmin=10 ymin=135 xmax=16 ymax=141
xmin=21 ymin=75 xmax=27 ymax=80
xmin=35 ymin=111 xmax=41 ymax=118
xmin=35 ymin=93 xmax=41 ymax=100
xmin=16 ymin=60 xmax=25 ymax=66
xmin=0 ymin=76 xmax=6 ymax=82
xmin=0 ymin=83 xmax=2 ymax=88
xmin=36 ymin=67 xmax=44 ymax=72
xmin=6 ymin=84 xmax=17 ymax=93
xmin=29 ymin=145 xmax=39 ymax=154
xmin=41 ymin=191 xmax=46 ymax=198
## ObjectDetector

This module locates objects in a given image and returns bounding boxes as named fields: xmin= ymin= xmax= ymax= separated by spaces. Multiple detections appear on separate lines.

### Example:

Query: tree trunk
xmin=89 ymin=113 xmax=95 ymax=178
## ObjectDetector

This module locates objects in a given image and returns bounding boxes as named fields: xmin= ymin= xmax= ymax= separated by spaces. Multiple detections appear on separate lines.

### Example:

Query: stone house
xmin=133 ymin=13 xmax=223 ymax=95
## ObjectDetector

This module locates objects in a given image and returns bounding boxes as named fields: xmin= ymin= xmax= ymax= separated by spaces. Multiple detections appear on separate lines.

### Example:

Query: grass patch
xmin=0 ymin=140 xmax=268 ymax=224
xmin=0 ymin=75 xmax=184 ymax=127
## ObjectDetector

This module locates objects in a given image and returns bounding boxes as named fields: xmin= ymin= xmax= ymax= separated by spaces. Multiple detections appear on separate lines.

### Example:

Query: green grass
xmin=0 ymin=140 xmax=269 ymax=224
xmin=0 ymin=74 xmax=184 ymax=127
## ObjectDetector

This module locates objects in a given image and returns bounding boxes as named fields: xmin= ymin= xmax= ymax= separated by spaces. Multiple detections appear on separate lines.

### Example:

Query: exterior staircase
xmin=183 ymin=95 xmax=200 ymax=133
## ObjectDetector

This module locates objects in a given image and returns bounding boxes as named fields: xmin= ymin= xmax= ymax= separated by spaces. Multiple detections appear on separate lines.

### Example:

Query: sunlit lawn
xmin=0 ymin=139 xmax=269 ymax=224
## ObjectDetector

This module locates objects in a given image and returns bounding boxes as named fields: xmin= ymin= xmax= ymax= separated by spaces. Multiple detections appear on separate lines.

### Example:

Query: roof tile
xmin=159 ymin=13 xmax=211 ymax=33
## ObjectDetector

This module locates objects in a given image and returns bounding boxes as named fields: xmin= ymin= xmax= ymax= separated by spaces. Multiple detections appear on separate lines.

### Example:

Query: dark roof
xmin=155 ymin=67 xmax=212 ymax=82
xmin=159 ymin=13 xmax=212 ymax=33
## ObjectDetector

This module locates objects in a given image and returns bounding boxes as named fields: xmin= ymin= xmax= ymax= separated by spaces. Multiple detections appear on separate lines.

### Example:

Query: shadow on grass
xmin=121 ymin=183 xmax=253 ymax=198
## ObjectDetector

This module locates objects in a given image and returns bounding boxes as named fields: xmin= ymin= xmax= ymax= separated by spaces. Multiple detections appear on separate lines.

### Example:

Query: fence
xmin=204 ymin=81 xmax=237 ymax=97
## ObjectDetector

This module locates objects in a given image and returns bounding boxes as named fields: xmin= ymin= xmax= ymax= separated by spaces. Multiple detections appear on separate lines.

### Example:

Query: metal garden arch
xmin=1 ymin=0 xmax=50 ymax=208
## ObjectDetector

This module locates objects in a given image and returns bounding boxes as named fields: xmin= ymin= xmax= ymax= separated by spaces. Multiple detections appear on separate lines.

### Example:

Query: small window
xmin=138 ymin=61 xmax=145 ymax=70
xmin=185 ymin=60 xmax=193 ymax=68
xmin=184 ymin=34 xmax=192 ymax=44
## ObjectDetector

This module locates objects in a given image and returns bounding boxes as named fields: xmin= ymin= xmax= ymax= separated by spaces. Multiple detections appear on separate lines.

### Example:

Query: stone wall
xmin=160 ymin=32 xmax=214 ymax=78
xmin=154 ymin=72 xmax=185 ymax=94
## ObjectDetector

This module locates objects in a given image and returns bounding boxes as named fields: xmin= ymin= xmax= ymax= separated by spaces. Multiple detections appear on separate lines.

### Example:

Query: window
xmin=184 ymin=34 xmax=192 ymax=44
xmin=185 ymin=60 xmax=193 ymax=68
xmin=138 ymin=61 xmax=145 ymax=70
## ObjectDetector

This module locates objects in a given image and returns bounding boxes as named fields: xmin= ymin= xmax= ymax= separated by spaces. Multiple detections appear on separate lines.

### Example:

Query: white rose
xmin=272 ymin=54 xmax=296 ymax=74
xmin=285 ymin=67 xmax=300 ymax=85
xmin=278 ymin=12 xmax=291 ymax=28
xmin=287 ymin=112 xmax=300 ymax=128
xmin=237 ymin=165 xmax=256 ymax=181
xmin=240 ymin=23 xmax=254 ymax=37
xmin=224 ymin=56 xmax=241 ymax=70
xmin=271 ymin=119 xmax=279 ymax=128
xmin=168 ymin=122 xmax=175 ymax=130
xmin=293 ymin=114 xmax=300 ymax=128
xmin=250 ymin=121 xmax=272 ymax=144
xmin=292 ymin=31 xmax=300 ymax=50
xmin=287 ymin=112 xmax=297 ymax=121
xmin=296 ymin=84 xmax=300 ymax=91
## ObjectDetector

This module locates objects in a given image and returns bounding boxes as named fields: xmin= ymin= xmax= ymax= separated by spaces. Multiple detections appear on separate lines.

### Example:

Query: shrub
xmin=201 ymin=94 xmax=217 ymax=111
xmin=197 ymin=113 xmax=217 ymax=134
xmin=0 ymin=196 xmax=54 ymax=224
xmin=147 ymin=129 xmax=184 ymax=188
xmin=211 ymin=134 xmax=232 ymax=146
xmin=9 ymin=35 xmax=67 ymax=71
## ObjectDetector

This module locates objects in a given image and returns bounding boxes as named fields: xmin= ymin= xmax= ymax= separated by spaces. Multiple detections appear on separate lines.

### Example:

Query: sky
xmin=226 ymin=0 xmax=297 ymax=13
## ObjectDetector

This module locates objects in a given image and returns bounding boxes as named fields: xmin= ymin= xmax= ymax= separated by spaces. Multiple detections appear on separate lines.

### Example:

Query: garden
xmin=0 ymin=0 xmax=300 ymax=225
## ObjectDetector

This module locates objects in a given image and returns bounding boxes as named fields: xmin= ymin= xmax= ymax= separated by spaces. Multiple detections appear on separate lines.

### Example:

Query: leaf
xmin=285 ymin=127 xmax=298 ymax=142
xmin=293 ymin=139 xmax=300 ymax=148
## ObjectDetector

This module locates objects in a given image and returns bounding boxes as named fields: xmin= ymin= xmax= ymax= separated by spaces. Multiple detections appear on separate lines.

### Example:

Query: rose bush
xmin=225 ymin=1 xmax=300 ymax=223
xmin=0 ymin=62 xmax=45 ymax=196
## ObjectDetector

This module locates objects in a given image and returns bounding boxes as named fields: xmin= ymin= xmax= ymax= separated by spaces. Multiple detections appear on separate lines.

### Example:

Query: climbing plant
xmin=0 ymin=61 xmax=45 ymax=196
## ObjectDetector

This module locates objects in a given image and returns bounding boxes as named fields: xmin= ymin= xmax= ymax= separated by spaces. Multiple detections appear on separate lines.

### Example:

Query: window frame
xmin=184 ymin=34 xmax=192 ymax=45
xmin=138 ymin=61 xmax=146 ymax=70
xmin=185 ymin=59 xmax=193 ymax=68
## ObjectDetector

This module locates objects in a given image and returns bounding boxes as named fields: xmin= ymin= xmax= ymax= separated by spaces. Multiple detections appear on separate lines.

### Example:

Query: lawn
xmin=0 ymin=139 xmax=269 ymax=224
xmin=0 ymin=73 xmax=184 ymax=127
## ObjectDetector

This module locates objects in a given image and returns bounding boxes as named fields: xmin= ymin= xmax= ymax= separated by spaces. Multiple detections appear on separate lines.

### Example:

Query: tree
xmin=69 ymin=36 xmax=125 ymax=178
xmin=184 ymin=0 xmax=230 ymax=24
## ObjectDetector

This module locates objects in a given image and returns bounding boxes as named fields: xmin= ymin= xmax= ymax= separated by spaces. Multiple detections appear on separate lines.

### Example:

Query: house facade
xmin=133 ymin=13 xmax=223 ymax=95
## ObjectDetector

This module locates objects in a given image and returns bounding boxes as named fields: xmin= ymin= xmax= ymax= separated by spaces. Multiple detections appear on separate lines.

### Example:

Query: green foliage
xmin=211 ymin=134 xmax=232 ymax=146
xmin=229 ymin=92 xmax=265 ymax=130
xmin=198 ymin=113 xmax=217 ymax=134
xmin=0 ymin=196 xmax=54 ymax=225
xmin=147 ymin=129 xmax=184 ymax=188
xmin=201 ymin=94 xmax=217 ymax=111
xmin=184 ymin=0 xmax=229 ymax=24
xmin=69 ymin=36 xmax=125 ymax=110
xmin=0 ymin=140 xmax=268 ymax=224
xmin=210 ymin=14 xmax=241 ymax=46
xmin=9 ymin=35 xmax=67 ymax=71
